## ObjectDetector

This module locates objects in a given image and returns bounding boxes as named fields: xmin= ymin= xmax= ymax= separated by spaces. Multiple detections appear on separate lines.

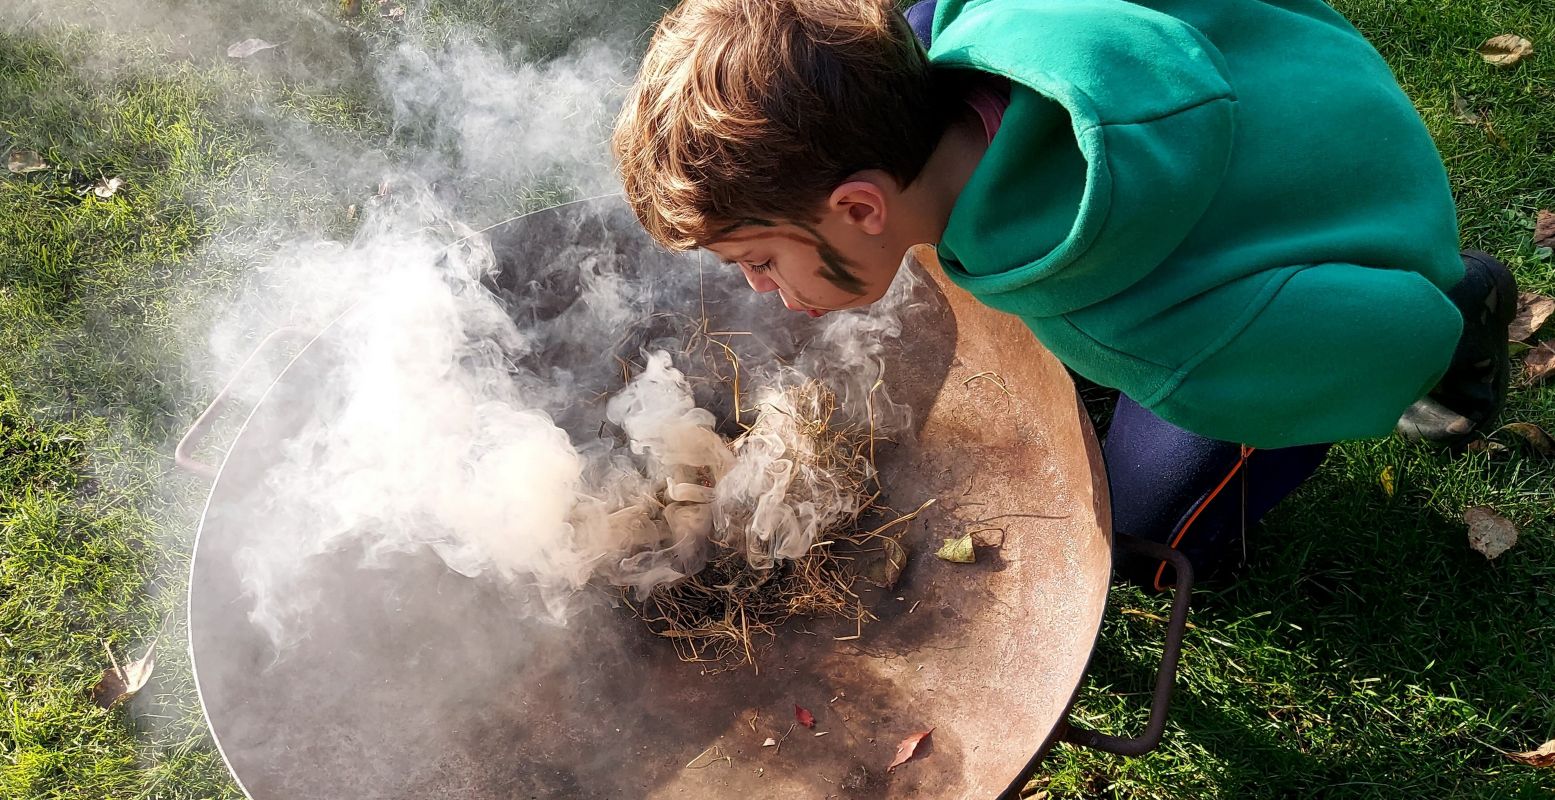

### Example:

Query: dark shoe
xmin=1397 ymin=250 xmax=1516 ymax=445
xmin=1396 ymin=396 xmax=1476 ymax=443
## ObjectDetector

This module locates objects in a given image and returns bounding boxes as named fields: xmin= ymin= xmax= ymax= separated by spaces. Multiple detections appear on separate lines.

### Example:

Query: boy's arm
xmin=1142 ymin=263 xmax=1462 ymax=448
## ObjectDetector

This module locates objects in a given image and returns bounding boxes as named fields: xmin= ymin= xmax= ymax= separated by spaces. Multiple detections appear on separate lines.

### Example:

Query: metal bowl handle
xmin=175 ymin=327 xmax=309 ymax=481
xmin=1059 ymin=533 xmax=1193 ymax=757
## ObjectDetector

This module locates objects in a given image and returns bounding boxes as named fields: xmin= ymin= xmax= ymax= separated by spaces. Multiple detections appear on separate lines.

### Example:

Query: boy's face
xmin=703 ymin=178 xmax=906 ymax=318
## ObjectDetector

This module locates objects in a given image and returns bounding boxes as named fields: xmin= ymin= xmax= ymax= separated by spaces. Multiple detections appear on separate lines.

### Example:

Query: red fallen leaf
xmin=1505 ymin=739 xmax=1555 ymax=768
xmin=887 ymin=728 xmax=934 ymax=772
xmin=1535 ymin=210 xmax=1555 ymax=250
xmin=795 ymin=705 xmax=815 ymax=729
xmin=1524 ymin=341 xmax=1555 ymax=385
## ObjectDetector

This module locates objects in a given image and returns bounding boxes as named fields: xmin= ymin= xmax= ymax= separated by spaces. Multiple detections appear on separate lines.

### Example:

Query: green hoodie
xmin=927 ymin=0 xmax=1464 ymax=448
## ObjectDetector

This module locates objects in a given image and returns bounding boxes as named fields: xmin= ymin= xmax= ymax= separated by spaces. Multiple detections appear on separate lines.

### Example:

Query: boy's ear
xmin=827 ymin=175 xmax=890 ymax=236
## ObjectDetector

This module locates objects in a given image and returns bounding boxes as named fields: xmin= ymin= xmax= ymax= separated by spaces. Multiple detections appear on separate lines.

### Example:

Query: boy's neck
xmin=900 ymin=109 xmax=990 ymax=247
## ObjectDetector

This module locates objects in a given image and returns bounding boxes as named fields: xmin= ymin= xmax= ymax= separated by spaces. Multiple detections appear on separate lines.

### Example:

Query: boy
xmin=611 ymin=0 xmax=1517 ymax=587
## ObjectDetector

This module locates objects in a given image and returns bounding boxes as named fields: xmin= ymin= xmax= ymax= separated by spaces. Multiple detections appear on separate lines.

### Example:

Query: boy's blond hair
xmin=613 ymin=0 xmax=948 ymax=251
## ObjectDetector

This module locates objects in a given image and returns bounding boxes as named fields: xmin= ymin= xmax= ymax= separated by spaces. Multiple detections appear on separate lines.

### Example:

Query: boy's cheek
xmin=745 ymin=272 xmax=779 ymax=293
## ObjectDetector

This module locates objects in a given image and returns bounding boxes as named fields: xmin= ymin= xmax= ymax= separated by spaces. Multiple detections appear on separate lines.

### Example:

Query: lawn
xmin=1 ymin=1 xmax=1552 ymax=798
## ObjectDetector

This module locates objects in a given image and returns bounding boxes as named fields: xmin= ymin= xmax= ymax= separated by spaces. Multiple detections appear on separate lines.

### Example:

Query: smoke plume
xmin=4 ymin=0 xmax=921 ymax=651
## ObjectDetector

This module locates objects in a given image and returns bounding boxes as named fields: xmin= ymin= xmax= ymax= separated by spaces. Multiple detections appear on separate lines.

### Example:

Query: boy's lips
xmin=778 ymin=294 xmax=828 ymax=317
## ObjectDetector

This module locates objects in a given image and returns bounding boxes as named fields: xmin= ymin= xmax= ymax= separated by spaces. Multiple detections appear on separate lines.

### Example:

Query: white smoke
xmin=225 ymin=178 xmax=923 ymax=647
xmin=1 ymin=0 xmax=925 ymax=648
xmin=379 ymin=33 xmax=628 ymax=195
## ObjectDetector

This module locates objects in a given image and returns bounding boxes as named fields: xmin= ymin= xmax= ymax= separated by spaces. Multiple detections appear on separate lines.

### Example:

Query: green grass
xmin=2 ymin=1 xmax=1553 ymax=798
xmin=0 ymin=17 xmax=376 ymax=798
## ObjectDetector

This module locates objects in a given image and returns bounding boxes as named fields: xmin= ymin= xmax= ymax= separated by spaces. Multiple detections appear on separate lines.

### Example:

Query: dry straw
xmin=616 ymin=324 xmax=910 ymax=671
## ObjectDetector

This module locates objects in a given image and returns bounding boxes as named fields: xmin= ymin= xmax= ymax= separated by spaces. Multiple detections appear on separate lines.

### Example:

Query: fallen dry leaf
xmin=340 ymin=0 xmax=362 ymax=17
xmin=90 ymin=636 xmax=159 ymax=709
xmin=1450 ymin=90 xmax=1481 ymax=124
xmin=1464 ymin=506 xmax=1518 ymax=560
xmin=1479 ymin=34 xmax=1534 ymax=67
xmin=1495 ymin=422 xmax=1555 ymax=457
xmin=227 ymin=38 xmax=279 ymax=59
xmin=762 ymin=737 xmax=777 ymax=747
xmin=1510 ymin=292 xmax=1555 ymax=342
xmin=1506 ymin=739 xmax=1555 ymax=768
xmin=934 ymin=534 xmax=976 ymax=564
xmin=91 ymin=176 xmax=124 ymax=199
xmin=1379 ymin=466 xmax=1396 ymax=498
xmin=7 ymin=149 xmax=48 ymax=174
xmin=857 ymin=537 xmax=908 ymax=589
xmin=1465 ymin=438 xmax=1510 ymax=457
xmin=887 ymin=728 xmax=934 ymax=772
xmin=795 ymin=705 xmax=815 ymax=729
xmin=1524 ymin=341 xmax=1555 ymax=385
xmin=1535 ymin=210 xmax=1555 ymax=250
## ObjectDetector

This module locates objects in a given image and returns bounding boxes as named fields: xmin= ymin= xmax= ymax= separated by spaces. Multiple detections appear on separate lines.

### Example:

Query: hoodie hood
xmin=929 ymin=0 xmax=1238 ymax=318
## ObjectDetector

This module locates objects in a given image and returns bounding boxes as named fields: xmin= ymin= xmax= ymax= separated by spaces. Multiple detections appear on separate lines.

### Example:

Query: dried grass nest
xmin=618 ymin=370 xmax=917 ymax=671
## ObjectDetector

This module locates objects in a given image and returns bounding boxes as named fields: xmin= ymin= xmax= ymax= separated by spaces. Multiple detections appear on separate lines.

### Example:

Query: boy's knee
xmin=906 ymin=0 xmax=937 ymax=48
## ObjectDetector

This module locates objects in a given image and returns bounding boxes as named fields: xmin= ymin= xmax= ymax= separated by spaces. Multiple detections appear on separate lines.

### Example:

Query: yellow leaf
xmin=934 ymin=534 xmax=975 ymax=564
xmin=1379 ymin=466 xmax=1396 ymax=498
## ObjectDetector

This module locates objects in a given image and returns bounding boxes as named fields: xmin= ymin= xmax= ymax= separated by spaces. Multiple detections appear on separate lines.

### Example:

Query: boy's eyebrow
xmin=716 ymin=226 xmax=865 ymax=295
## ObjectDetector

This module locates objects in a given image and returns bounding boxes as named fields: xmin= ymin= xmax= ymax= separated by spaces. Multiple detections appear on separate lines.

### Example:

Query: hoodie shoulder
xmin=930 ymin=0 xmax=1236 ymax=128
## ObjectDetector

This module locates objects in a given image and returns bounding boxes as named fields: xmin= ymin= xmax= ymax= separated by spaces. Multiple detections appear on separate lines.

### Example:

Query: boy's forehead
xmin=705 ymin=225 xmax=789 ymax=253
xmin=704 ymin=242 xmax=746 ymax=261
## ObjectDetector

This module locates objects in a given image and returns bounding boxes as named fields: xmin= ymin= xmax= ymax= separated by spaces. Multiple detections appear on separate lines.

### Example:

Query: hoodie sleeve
xmin=1143 ymin=262 xmax=1462 ymax=448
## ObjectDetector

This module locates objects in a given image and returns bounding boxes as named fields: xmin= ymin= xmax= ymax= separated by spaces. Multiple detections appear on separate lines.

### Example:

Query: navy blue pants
xmin=904 ymin=0 xmax=1331 ymax=587
xmin=1104 ymin=395 xmax=1332 ymax=588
